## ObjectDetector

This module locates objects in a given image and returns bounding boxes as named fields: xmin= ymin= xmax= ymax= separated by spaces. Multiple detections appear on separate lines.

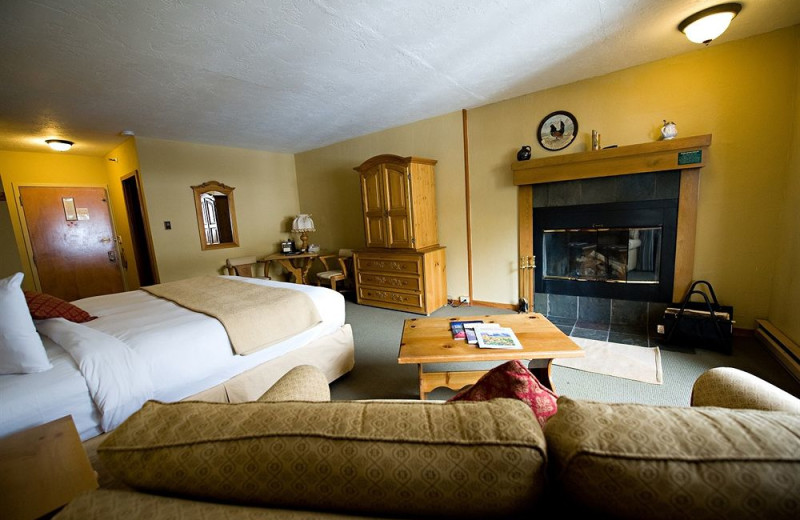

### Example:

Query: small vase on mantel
xmin=516 ymin=145 xmax=531 ymax=161
xmin=661 ymin=120 xmax=677 ymax=140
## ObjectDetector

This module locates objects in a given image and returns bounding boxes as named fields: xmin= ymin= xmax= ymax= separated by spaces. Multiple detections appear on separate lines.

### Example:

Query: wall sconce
xmin=678 ymin=3 xmax=742 ymax=45
xmin=291 ymin=214 xmax=315 ymax=252
xmin=45 ymin=139 xmax=74 ymax=151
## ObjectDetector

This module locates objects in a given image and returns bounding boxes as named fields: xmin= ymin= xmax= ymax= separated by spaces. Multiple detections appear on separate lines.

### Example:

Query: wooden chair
xmin=225 ymin=256 xmax=270 ymax=279
xmin=316 ymin=249 xmax=354 ymax=292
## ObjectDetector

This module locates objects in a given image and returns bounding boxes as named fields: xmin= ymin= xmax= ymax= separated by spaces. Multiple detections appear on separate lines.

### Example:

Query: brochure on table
xmin=472 ymin=324 xmax=523 ymax=350
xmin=450 ymin=320 xmax=484 ymax=340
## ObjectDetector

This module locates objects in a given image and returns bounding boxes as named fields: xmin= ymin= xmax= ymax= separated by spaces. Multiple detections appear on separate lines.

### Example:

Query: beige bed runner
xmin=142 ymin=277 xmax=321 ymax=355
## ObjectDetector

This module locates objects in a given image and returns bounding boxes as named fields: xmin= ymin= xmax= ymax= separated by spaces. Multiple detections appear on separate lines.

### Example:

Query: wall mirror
xmin=191 ymin=181 xmax=239 ymax=250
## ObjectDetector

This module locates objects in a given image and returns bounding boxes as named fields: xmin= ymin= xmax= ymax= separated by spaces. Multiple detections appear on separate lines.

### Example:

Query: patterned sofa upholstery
xmin=56 ymin=366 xmax=800 ymax=519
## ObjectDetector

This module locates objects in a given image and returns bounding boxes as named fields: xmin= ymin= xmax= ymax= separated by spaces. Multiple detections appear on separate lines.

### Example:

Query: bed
xmin=0 ymin=275 xmax=354 ymax=441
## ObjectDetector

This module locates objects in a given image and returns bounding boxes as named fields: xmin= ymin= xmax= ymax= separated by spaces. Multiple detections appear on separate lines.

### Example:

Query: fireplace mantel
xmin=516 ymin=134 xmax=712 ymax=306
xmin=513 ymin=134 xmax=712 ymax=185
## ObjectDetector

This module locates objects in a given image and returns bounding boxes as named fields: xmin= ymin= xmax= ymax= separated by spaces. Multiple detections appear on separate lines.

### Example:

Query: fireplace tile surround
xmin=514 ymin=135 xmax=712 ymax=345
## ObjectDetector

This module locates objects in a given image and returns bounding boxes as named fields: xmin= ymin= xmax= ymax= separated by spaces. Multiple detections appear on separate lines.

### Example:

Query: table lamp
xmin=292 ymin=214 xmax=315 ymax=252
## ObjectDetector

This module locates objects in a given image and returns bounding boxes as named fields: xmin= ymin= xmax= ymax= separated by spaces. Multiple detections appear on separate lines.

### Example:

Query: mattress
xmin=0 ymin=277 xmax=346 ymax=440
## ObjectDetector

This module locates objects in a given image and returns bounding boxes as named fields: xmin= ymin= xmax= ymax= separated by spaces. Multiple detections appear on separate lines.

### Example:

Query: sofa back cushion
xmin=545 ymin=397 xmax=800 ymax=519
xmin=99 ymin=398 xmax=546 ymax=518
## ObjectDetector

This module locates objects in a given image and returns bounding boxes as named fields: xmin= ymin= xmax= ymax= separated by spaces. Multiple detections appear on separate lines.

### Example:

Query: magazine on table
xmin=450 ymin=320 xmax=484 ymax=340
xmin=464 ymin=322 xmax=499 ymax=344
xmin=473 ymin=325 xmax=523 ymax=350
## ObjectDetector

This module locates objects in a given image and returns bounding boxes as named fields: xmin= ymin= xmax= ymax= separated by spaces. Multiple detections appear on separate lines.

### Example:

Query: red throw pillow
xmin=24 ymin=291 xmax=97 ymax=323
xmin=447 ymin=360 xmax=558 ymax=427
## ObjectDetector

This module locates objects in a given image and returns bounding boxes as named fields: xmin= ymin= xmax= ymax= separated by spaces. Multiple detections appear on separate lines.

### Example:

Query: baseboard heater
xmin=754 ymin=319 xmax=800 ymax=383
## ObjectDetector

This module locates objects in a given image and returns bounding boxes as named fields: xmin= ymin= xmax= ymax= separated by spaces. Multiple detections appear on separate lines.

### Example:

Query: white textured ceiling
xmin=1 ymin=0 xmax=798 ymax=156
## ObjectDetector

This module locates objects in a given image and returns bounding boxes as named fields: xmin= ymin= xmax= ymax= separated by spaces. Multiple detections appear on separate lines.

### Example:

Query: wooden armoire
xmin=352 ymin=154 xmax=447 ymax=315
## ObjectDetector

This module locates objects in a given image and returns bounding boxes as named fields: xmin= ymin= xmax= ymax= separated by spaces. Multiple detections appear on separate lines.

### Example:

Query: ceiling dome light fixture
xmin=45 ymin=139 xmax=74 ymax=151
xmin=678 ymin=3 xmax=742 ymax=45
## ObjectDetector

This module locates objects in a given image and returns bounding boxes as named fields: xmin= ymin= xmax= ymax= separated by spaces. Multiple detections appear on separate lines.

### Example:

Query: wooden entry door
xmin=19 ymin=186 xmax=125 ymax=301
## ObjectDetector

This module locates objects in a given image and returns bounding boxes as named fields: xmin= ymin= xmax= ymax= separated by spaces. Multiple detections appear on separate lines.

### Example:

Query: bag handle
xmin=683 ymin=280 xmax=720 ymax=307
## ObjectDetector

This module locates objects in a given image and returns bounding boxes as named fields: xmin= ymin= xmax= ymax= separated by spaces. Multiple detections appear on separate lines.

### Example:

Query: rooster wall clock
xmin=537 ymin=110 xmax=577 ymax=151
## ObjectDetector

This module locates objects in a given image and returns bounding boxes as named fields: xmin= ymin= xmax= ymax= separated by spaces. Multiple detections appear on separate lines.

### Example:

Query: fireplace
xmin=534 ymin=198 xmax=678 ymax=302
xmin=512 ymin=135 xmax=712 ymax=332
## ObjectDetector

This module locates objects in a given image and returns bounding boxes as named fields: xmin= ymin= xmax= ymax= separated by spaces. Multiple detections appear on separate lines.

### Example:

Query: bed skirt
xmin=187 ymin=323 xmax=354 ymax=403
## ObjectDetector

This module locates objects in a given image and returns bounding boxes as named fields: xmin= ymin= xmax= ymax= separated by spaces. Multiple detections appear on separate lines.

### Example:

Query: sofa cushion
xmin=447 ymin=359 xmax=558 ymax=427
xmin=98 ymin=398 xmax=546 ymax=518
xmin=545 ymin=397 xmax=800 ymax=519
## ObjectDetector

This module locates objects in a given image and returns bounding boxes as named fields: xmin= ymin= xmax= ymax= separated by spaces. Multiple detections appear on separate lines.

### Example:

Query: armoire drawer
xmin=358 ymin=287 xmax=424 ymax=311
xmin=356 ymin=255 xmax=422 ymax=276
xmin=357 ymin=272 xmax=423 ymax=292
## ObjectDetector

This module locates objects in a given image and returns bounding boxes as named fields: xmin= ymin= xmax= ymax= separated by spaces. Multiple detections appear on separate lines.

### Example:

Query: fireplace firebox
xmin=534 ymin=199 xmax=677 ymax=302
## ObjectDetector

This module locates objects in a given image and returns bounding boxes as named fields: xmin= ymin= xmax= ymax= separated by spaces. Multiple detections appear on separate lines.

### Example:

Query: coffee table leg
xmin=418 ymin=365 xmax=426 ymax=400
xmin=528 ymin=359 xmax=555 ymax=393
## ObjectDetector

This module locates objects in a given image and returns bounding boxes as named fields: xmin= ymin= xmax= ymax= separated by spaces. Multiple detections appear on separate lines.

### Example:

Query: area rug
xmin=553 ymin=337 xmax=663 ymax=385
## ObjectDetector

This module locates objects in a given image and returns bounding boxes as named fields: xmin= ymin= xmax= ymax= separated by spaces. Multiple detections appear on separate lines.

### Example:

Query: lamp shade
xmin=292 ymin=214 xmax=315 ymax=233
xmin=678 ymin=3 xmax=741 ymax=44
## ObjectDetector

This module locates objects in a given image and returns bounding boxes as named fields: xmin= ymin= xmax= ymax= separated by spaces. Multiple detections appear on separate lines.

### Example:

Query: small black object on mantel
xmin=517 ymin=145 xmax=531 ymax=161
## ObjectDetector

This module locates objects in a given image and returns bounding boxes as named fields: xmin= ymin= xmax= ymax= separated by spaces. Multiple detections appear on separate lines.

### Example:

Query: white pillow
xmin=0 ymin=272 xmax=52 ymax=374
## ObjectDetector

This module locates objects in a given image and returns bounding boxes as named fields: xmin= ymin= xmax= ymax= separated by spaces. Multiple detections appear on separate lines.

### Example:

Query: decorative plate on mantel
xmin=537 ymin=110 xmax=577 ymax=151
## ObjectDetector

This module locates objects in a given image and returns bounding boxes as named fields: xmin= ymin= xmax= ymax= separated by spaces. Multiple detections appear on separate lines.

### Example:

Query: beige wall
xmin=768 ymin=28 xmax=800 ymax=342
xmin=297 ymin=26 xmax=800 ymax=336
xmin=294 ymin=111 xmax=469 ymax=299
xmin=135 ymin=137 xmax=299 ymax=282
xmin=0 ymin=177 xmax=24 ymax=277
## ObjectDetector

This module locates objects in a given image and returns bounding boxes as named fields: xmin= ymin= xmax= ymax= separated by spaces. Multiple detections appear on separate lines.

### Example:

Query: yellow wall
xmin=0 ymin=177 xmax=24 ymax=276
xmin=104 ymin=138 xmax=144 ymax=289
xmin=294 ymin=111 xmax=469 ymax=299
xmin=297 ymin=26 xmax=800 ymax=335
xmin=135 ymin=137 xmax=299 ymax=282
xmin=0 ymin=151 xmax=112 ymax=290
xmin=768 ymin=28 xmax=800 ymax=341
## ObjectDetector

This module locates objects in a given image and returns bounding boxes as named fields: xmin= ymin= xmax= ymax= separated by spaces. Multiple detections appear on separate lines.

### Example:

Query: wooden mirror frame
xmin=191 ymin=181 xmax=240 ymax=250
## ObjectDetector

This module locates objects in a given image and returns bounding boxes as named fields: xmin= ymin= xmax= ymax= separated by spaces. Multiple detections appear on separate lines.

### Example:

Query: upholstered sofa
xmin=56 ymin=365 xmax=800 ymax=519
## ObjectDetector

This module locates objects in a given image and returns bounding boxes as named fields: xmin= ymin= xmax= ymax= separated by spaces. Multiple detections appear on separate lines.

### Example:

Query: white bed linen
xmin=0 ymin=277 xmax=345 ymax=440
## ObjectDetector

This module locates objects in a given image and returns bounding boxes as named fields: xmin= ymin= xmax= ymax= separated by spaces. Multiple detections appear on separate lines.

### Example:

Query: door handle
xmin=108 ymin=251 xmax=117 ymax=263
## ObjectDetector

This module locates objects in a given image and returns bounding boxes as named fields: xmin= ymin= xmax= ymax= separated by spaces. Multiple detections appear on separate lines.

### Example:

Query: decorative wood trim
xmin=518 ymin=185 xmax=533 ymax=310
xmin=513 ymin=134 xmax=711 ymax=185
xmin=462 ymin=109 xmax=474 ymax=303
xmin=673 ymin=168 xmax=700 ymax=301
xmin=353 ymin=154 xmax=437 ymax=172
xmin=471 ymin=299 xmax=516 ymax=311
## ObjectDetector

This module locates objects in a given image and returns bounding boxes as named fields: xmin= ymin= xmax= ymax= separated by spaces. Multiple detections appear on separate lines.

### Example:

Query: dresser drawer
xmin=358 ymin=287 xmax=424 ymax=311
xmin=357 ymin=272 xmax=423 ymax=292
xmin=356 ymin=254 xmax=422 ymax=276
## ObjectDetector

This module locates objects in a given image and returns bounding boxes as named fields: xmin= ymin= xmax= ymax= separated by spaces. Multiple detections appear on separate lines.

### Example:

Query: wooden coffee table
xmin=398 ymin=313 xmax=584 ymax=399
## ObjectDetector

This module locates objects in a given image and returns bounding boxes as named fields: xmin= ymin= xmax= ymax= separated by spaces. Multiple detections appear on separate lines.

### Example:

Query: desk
xmin=262 ymin=252 xmax=320 ymax=284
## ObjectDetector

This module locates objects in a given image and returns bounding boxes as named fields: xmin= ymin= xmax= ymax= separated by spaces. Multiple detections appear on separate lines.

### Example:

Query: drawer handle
xmin=369 ymin=260 xmax=407 ymax=272
xmin=371 ymin=290 xmax=407 ymax=303
xmin=374 ymin=276 xmax=408 ymax=287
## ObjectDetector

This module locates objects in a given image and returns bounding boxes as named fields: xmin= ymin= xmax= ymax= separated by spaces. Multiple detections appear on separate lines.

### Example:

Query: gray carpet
xmin=331 ymin=300 xmax=800 ymax=404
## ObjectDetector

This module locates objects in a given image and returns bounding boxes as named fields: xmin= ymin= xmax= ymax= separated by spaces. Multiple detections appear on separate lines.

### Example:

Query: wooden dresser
xmin=353 ymin=155 xmax=447 ymax=315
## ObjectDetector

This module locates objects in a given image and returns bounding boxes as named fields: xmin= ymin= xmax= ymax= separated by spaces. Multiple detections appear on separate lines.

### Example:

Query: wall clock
xmin=537 ymin=110 xmax=578 ymax=151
